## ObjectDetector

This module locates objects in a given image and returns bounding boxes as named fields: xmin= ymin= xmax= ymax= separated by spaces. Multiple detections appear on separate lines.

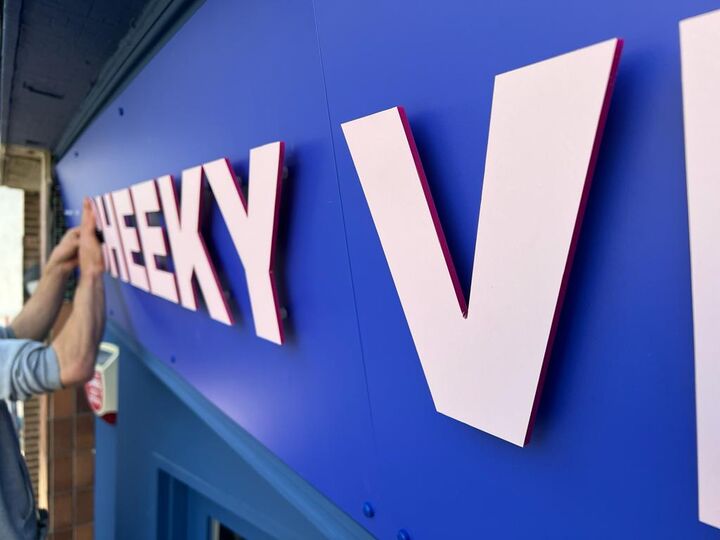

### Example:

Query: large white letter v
xmin=680 ymin=9 xmax=720 ymax=530
xmin=342 ymin=39 xmax=622 ymax=446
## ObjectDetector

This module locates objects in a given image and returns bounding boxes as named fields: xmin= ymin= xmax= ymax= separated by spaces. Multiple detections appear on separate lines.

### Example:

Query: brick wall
xmin=47 ymin=303 xmax=95 ymax=540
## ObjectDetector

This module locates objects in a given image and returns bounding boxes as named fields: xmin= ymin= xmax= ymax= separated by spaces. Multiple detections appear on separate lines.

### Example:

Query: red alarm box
xmin=84 ymin=342 xmax=119 ymax=424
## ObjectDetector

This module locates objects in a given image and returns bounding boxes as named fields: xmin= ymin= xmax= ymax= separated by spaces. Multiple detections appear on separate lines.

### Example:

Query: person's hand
xmin=79 ymin=198 xmax=105 ymax=279
xmin=46 ymin=227 xmax=80 ymax=277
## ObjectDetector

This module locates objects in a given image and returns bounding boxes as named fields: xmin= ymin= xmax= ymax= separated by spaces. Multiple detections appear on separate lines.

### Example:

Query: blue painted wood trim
xmin=105 ymin=320 xmax=374 ymax=540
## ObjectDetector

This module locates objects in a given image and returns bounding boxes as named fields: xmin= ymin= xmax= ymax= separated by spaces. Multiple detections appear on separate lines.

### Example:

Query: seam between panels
xmin=310 ymin=0 xmax=380 ymax=479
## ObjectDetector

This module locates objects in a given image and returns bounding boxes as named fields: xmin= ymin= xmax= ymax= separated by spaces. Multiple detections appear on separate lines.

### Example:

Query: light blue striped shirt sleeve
xmin=0 ymin=326 xmax=63 ymax=401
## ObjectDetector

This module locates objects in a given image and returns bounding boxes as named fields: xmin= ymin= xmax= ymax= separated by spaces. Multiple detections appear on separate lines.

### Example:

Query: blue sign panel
xmin=56 ymin=0 xmax=720 ymax=537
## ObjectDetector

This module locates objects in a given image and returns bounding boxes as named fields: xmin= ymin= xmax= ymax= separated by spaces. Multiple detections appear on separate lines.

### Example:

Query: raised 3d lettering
xmin=342 ymin=39 xmax=622 ymax=446
xmin=156 ymin=168 xmax=234 ymax=326
xmin=130 ymin=179 xmax=179 ymax=303
xmin=680 ymin=8 xmax=720 ymax=530
xmin=112 ymin=187 xmax=150 ymax=292
xmin=203 ymin=142 xmax=285 ymax=345
xmin=94 ymin=144 xmax=287 ymax=340
xmin=95 ymin=194 xmax=129 ymax=282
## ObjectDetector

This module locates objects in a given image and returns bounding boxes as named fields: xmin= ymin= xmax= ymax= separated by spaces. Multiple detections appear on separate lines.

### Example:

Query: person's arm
xmin=52 ymin=198 xmax=106 ymax=387
xmin=10 ymin=228 xmax=80 ymax=341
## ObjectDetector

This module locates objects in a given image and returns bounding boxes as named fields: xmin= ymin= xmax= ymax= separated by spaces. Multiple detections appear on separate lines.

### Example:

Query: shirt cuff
xmin=45 ymin=345 xmax=63 ymax=391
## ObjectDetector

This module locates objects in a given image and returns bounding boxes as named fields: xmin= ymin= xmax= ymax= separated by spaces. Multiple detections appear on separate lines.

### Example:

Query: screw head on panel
xmin=397 ymin=529 xmax=410 ymax=540
xmin=362 ymin=501 xmax=375 ymax=518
